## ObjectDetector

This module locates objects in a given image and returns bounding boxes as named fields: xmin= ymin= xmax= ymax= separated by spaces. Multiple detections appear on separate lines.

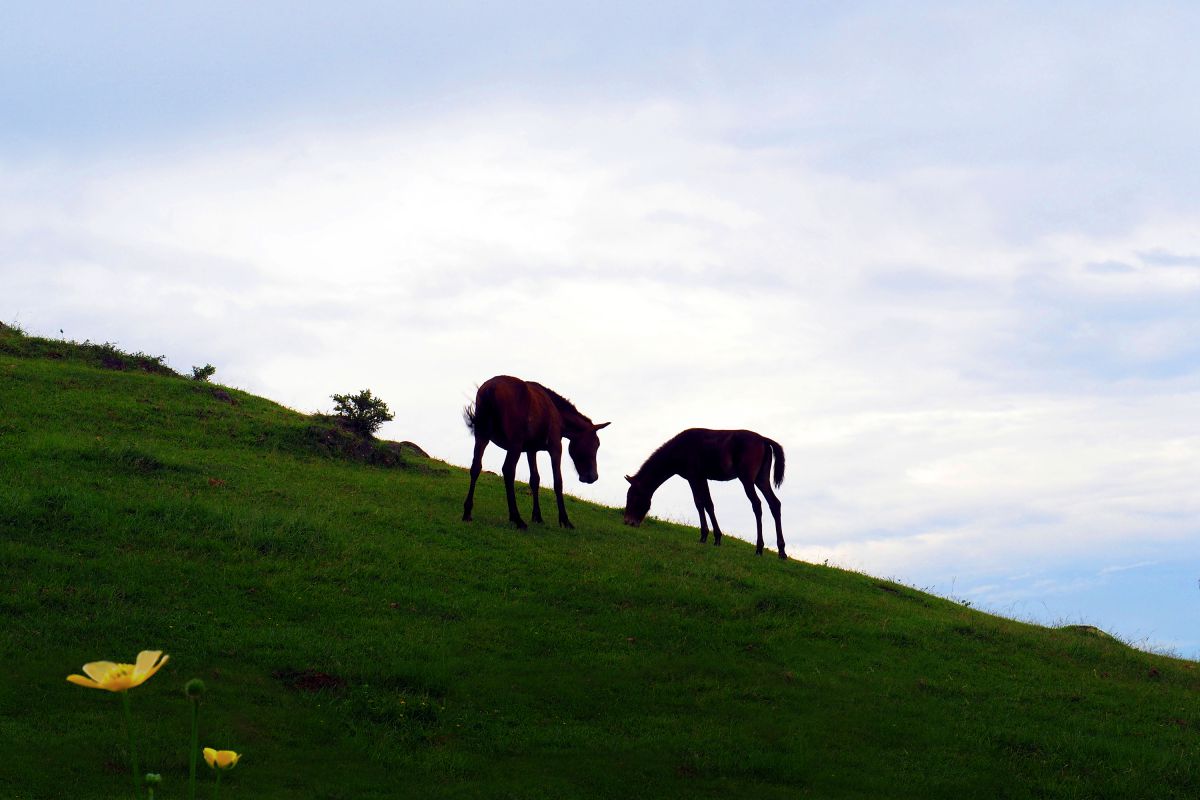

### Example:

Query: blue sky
xmin=4 ymin=2 xmax=1199 ymax=654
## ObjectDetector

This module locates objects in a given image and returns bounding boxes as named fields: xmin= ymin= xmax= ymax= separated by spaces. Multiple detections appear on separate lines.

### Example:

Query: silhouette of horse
xmin=623 ymin=428 xmax=786 ymax=558
xmin=462 ymin=375 xmax=610 ymax=530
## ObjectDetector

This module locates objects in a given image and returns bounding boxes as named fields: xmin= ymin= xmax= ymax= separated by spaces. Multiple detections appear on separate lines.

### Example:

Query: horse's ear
xmin=624 ymin=474 xmax=633 ymax=483
xmin=594 ymin=421 xmax=611 ymax=431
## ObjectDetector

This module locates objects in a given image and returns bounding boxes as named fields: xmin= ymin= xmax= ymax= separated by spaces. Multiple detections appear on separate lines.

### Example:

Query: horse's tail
xmin=463 ymin=402 xmax=477 ymax=433
xmin=767 ymin=438 xmax=785 ymax=488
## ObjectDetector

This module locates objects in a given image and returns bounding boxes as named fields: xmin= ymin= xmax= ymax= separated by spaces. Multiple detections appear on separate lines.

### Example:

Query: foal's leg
xmin=527 ymin=451 xmax=543 ymax=524
xmin=740 ymin=475 xmax=765 ymax=555
xmin=501 ymin=448 xmax=527 ymax=529
xmin=688 ymin=478 xmax=710 ymax=543
xmin=549 ymin=440 xmax=574 ymax=529
xmin=462 ymin=435 xmax=489 ymax=522
xmin=756 ymin=474 xmax=786 ymax=559
xmin=697 ymin=480 xmax=723 ymax=545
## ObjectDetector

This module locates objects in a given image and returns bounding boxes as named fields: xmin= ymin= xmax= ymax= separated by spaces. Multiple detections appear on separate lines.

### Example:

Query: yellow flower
xmin=203 ymin=748 xmax=241 ymax=770
xmin=66 ymin=650 xmax=169 ymax=692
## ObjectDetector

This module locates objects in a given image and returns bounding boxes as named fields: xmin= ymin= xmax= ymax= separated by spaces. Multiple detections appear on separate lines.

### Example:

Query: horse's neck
xmin=636 ymin=448 xmax=680 ymax=492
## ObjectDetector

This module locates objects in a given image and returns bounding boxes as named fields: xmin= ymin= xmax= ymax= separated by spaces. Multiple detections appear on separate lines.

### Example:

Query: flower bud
xmin=203 ymin=747 xmax=241 ymax=769
xmin=184 ymin=678 xmax=206 ymax=700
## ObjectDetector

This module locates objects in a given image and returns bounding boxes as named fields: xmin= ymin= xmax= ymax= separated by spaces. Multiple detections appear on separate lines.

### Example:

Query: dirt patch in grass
xmin=273 ymin=668 xmax=348 ymax=693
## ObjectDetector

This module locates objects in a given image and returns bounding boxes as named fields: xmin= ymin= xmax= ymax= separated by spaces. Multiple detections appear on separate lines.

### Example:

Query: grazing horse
xmin=462 ymin=375 xmax=610 ymax=530
xmin=623 ymin=428 xmax=787 ymax=559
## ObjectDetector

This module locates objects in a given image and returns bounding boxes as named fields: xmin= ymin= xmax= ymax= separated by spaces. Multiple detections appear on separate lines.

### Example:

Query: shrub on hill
xmin=191 ymin=363 xmax=217 ymax=381
xmin=331 ymin=389 xmax=394 ymax=437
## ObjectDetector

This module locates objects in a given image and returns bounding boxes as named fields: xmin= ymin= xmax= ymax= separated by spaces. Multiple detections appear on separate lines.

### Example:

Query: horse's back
xmin=473 ymin=375 xmax=558 ymax=449
xmin=671 ymin=428 xmax=776 ymax=480
xmin=673 ymin=427 xmax=766 ymax=449
xmin=477 ymin=374 xmax=525 ymax=395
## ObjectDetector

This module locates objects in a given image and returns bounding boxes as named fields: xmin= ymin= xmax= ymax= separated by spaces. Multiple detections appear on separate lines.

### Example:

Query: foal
xmin=462 ymin=375 xmax=609 ymax=530
xmin=623 ymin=428 xmax=787 ymax=559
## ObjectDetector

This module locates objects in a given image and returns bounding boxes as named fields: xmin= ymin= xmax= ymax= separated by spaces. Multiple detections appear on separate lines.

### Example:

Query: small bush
xmin=79 ymin=340 xmax=175 ymax=375
xmin=331 ymin=389 xmax=394 ymax=438
xmin=192 ymin=363 xmax=217 ymax=381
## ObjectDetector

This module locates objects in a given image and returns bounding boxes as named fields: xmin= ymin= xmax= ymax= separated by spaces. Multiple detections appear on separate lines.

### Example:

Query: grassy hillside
xmin=1 ymin=323 xmax=1198 ymax=799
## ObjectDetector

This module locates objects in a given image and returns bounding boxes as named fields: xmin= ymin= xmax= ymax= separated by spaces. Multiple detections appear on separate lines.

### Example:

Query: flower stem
xmin=214 ymin=770 xmax=223 ymax=800
xmin=188 ymin=699 xmax=199 ymax=800
xmin=120 ymin=691 xmax=140 ymax=799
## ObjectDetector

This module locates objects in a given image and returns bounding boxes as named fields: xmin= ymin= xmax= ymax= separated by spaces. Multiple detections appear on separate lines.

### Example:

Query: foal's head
xmin=566 ymin=421 xmax=610 ymax=484
xmin=623 ymin=475 xmax=651 ymax=526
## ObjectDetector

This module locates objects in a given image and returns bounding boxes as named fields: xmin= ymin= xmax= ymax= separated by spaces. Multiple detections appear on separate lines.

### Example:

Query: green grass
xmin=2 ymin=322 xmax=1198 ymax=798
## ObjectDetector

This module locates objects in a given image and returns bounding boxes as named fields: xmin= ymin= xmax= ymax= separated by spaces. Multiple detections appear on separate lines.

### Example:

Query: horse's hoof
xmin=559 ymin=520 xmax=575 ymax=530
xmin=778 ymin=552 xmax=788 ymax=560
xmin=462 ymin=513 xmax=472 ymax=522
xmin=755 ymin=549 xmax=763 ymax=556
xmin=512 ymin=520 xmax=528 ymax=530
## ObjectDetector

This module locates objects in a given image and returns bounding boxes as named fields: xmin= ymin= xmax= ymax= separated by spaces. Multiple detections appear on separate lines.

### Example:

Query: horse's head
xmin=567 ymin=421 xmax=610 ymax=484
xmin=623 ymin=474 xmax=651 ymax=526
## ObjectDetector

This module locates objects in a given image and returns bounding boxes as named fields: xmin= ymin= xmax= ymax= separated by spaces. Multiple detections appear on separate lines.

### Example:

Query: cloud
xmin=1084 ymin=260 xmax=1136 ymax=275
xmin=1097 ymin=560 xmax=1160 ymax=576
xmin=1138 ymin=248 xmax=1200 ymax=268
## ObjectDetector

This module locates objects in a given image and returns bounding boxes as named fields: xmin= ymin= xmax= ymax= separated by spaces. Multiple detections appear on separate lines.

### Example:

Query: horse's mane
xmin=634 ymin=433 xmax=682 ymax=478
xmin=530 ymin=382 xmax=583 ymax=419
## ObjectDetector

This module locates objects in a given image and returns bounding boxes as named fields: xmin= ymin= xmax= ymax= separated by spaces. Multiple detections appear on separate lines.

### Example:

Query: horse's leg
xmin=697 ymin=480 xmax=722 ymax=546
xmin=741 ymin=475 xmax=765 ymax=555
xmin=527 ymin=451 xmax=543 ymax=524
xmin=501 ymin=447 xmax=527 ymax=529
xmin=757 ymin=473 xmax=786 ymax=559
xmin=462 ymin=435 xmax=488 ymax=522
xmin=549 ymin=440 xmax=574 ymax=529
xmin=688 ymin=478 xmax=709 ymax=543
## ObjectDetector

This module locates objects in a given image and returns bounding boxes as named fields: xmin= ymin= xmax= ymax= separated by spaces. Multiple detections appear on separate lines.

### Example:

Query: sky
xmin=4 ymin=2 xmax=1199 ymax=655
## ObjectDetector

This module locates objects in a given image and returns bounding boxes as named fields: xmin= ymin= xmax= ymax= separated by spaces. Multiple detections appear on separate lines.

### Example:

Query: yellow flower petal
xmin=80 ymin=661 xmax=119 ymax=683
xmin=66 ymin=674 xmax=102 ymax=689
xmin=73 ymin=661 xmax=135 ymax=691
xmin=203 ymin=748 xmax=241 ymax=769
xmin=130 ymin=650 xmax=168 ymax=687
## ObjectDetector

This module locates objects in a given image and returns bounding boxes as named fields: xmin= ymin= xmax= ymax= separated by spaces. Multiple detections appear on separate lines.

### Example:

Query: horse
xmin=623 ymin=428 xmax=787 ymax=559
xmin=462 ymin=375 xmax=610 ymax=530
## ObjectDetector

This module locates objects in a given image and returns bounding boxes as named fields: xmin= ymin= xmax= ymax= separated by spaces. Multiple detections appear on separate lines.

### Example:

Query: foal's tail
xmin=766 ymin=438 xmax=785 ymax=488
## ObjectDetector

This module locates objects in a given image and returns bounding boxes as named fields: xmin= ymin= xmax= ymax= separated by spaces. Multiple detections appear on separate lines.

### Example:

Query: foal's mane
xmin=634 ymin=435 xmax=680 ymax=477
xmin=530 ymin=382 xmax=584 ymax=420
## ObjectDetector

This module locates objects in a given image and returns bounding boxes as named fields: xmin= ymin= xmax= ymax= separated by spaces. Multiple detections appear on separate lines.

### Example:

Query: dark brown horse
xmin=462 ymin=375 xmax=609 ymax=530
xmin=623 ymin=428 xmax=787 ymax=558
